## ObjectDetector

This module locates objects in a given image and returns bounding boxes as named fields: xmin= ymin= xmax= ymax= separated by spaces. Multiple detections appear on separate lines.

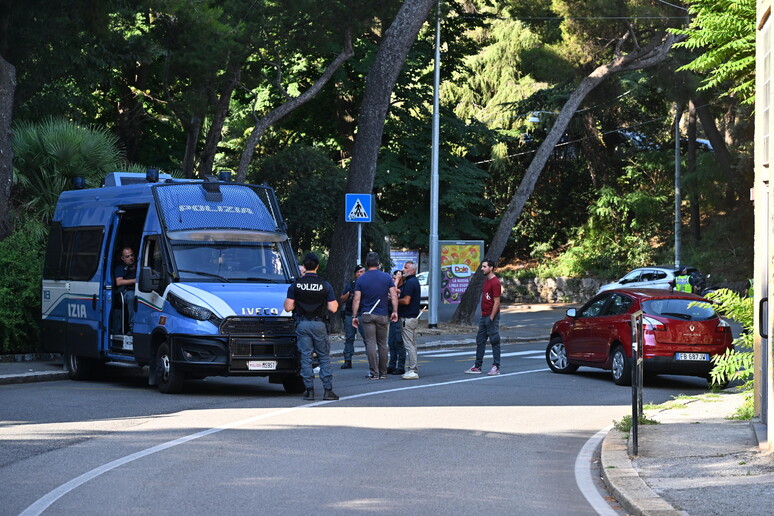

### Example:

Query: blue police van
xmin=41 ymin=171 xmax=304 ymax=394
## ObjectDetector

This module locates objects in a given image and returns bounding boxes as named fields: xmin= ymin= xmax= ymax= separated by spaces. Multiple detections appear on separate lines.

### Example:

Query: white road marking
xmin=421 ymin=349 xmax=543 ymax=358
xmin=575 ymin=426 xmax=619 ymax=516
xmin=21 ymin=367 xmax=612 ymax=516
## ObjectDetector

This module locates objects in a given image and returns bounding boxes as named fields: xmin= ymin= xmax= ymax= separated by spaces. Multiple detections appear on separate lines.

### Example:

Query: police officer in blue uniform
xmin=114 ymin=247 xmax=137 ymax=332
xmin=284 ymin=253 xmax=339 ymax=401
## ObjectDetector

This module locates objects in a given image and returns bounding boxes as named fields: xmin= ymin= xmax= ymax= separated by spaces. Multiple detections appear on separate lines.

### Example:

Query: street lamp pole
xmin=428 ymin=0 xmax=441 ymax=328
xmin=674 ymin=103 xmax=682 ymax=268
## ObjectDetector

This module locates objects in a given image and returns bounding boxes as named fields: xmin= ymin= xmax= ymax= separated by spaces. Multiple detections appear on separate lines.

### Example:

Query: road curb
xmin=601 ymin=427 xmax=687 ymax=516
xmin=0 ymin=370 xmax=69 ymax=385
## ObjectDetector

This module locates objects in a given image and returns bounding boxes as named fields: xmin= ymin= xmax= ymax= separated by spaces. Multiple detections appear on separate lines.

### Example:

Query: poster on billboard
xmin=390 ymin=249 xmax=420 ymax=272
xmin=439 ymin=240 xmax=484 ymax=304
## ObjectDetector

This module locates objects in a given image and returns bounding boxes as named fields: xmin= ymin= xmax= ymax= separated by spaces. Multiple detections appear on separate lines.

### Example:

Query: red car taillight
xmin=643 ymin=316 xmax=665 ymax=331
xmin=717 ymin=319 xmax=731 ymax=333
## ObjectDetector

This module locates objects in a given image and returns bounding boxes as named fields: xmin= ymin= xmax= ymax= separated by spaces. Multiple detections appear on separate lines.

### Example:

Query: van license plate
xmin=247 ymin=360 xmax=277 ymax=370
xmin=675 ymin=353 xmax=709 ymax=361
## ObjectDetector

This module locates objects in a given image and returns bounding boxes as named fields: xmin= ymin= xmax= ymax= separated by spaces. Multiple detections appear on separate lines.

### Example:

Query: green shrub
xmin=613 ymin=414 xmax=660 ymax=433
xmin=704 ymin=289 xmax=754 ymax=390
xmin=0 ymin=218 xmax=46 ymax=353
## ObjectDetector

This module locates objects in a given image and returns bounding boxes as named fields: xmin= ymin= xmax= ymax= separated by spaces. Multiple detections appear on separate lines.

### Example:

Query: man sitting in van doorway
xmin=114 ymin=247 xmax=137 ymax=332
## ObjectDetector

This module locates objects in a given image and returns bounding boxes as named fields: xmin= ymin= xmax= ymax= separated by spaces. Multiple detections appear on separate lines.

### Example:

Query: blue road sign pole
xmin=345 ymin=193 xmax=372 ymax=266
xmin=357 ymin=223 xmax=362 ymax=265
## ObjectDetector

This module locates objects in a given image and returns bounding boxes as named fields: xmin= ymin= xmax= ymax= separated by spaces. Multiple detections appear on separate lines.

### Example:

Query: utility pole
xmin=674 ymin=103 xmax=682 ymax=268
xmin=428 ymin=0 xmax=441 ymax=328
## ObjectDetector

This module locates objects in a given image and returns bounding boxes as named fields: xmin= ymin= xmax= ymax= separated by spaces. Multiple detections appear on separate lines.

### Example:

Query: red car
xmin=546 ymin=288 xmax=733 ymax=386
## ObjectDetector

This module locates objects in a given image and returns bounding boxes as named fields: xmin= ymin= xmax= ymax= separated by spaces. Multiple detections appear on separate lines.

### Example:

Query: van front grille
xmin=220 ymin=316 xmax=295 ymax=336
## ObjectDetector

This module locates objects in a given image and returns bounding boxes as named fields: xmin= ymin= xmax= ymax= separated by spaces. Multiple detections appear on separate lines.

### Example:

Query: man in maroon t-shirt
xmin=465 ymin=259 xmax=502 ymax=375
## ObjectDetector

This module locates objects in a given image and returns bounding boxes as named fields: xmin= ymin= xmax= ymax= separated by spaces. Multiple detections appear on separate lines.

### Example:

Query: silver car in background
xmin=598 ymin=265 xmax=703 ymax=294
xmin=416 ymin=271 xmax=429 ymax=303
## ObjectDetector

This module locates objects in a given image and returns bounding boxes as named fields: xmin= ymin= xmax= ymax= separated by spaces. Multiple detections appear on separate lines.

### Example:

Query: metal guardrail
xmin=630 ymin=310 xmax=644 ymax=455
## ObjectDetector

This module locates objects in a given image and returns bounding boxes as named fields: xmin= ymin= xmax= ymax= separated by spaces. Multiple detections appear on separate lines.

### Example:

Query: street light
xmin=428 ymin=0 xmax=441 ymax=328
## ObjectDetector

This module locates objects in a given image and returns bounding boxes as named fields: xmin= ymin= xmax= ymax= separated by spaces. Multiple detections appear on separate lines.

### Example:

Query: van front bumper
xmin=168 ymin=333 xmax=298 ymax=376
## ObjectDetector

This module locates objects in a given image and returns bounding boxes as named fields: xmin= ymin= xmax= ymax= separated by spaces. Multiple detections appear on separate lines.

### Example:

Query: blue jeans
xmin=388 ymin=319 xmax=405 ymax=370
xmin=343 ymin=313 xmax=365 ymax=361
xmin=474 ymin=313 xmax=501 ymax=369
xmin=296 ymin=320 xmax=333 ymax=390
xmin=122 ymin=290 xmax=135 ymax=331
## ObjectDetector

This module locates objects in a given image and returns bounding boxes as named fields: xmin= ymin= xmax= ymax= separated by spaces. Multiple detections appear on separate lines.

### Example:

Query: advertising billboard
xmin=439 ymin=241 xmax=484 ymax=304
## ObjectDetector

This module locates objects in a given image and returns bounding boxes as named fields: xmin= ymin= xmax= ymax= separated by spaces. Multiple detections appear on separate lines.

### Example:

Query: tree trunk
xmin=235 ymin=32 xmax=353 ymax=182
xmin=723 ymin=100 xmax=736 ymax=147
xmin=325 ymin=0 xmax=437 ymax=332
xmin=451 ymin=32 xmax=677 ymax=324
xmin=579 ymin=111 xmax=608 ymax=189
xmin=335 ymin=88 xmax=357 ymax=161
xmin=115 ymin=63 xmax=149 ymax=164
xmin=687 ymin=100 xmax=701 ymax=243
xmin=694 ymin=93 xmax=735 ymax=204
xmin=0 ymin=54 xmax=15 ymax=240
xmin=199 ymin=60 xmax=242 ymax=177
xmin=181 ymin=113 xmax=203 ymax=179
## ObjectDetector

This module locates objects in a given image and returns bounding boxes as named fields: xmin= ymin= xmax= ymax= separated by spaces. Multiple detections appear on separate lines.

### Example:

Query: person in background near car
xmin=114 ymin=247 xmax=137 ymax=332
xmin=465 ymin=259 xmax=502 ymax=376
xmin=398 ymin=261 xmax=421 ymax=380
xmin=339 ymin=265 xmax=366 ymax=369
xmin=352 ymin=252 xmax=398 ymax=380
xmin=284 ymin=253 xmax=339 ymax=401
xmin=387 ymin=270 xmax=406 ymax=375
xmin=673 ymin=267 xmax=694 ymax=293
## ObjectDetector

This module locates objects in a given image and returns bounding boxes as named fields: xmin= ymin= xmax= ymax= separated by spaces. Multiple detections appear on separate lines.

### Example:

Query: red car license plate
xmin=675 ymin=352 xmax=709 ymax=361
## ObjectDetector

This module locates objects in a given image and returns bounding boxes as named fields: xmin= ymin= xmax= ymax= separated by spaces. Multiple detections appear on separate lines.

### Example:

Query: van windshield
xmin=170 ymin=241 xmax=290 ymax=283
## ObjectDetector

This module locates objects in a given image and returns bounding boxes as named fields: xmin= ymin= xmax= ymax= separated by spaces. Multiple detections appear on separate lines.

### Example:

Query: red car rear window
xmin=641 ymin=298 xmax=716 ymax=321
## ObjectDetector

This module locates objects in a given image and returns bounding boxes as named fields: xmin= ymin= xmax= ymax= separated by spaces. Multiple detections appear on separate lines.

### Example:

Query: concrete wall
xmin=500 ymin=277 xmax=605 ymax=304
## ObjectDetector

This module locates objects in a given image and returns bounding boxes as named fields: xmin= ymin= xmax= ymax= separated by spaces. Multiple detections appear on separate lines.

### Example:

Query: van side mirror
xmin=139 ymin=267 xmax=159 ymax=293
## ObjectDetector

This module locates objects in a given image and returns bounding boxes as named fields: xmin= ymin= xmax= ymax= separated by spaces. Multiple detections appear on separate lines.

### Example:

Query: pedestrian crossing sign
xmin=345 ymin=194 xmax=373 ymax=222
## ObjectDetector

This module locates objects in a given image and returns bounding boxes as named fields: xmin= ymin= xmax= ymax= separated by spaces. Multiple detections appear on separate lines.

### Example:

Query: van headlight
xmin=167 ymin=293 xmax=222 ymax=326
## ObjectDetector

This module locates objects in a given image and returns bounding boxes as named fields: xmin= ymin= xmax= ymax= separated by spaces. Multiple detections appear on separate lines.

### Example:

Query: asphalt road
xmin=0 ymin=338 xmax=714 ymax=516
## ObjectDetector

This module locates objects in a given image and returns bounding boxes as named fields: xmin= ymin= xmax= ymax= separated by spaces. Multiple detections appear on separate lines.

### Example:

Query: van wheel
xmin=611 ymin=346 xmax=632 ymax=386
xmin=157 ymin=342 xmax=185 ymax=394
xmin=65 ymin=350 xmax=96 ymax=381
xmin=282 ymin=375 xmax=306 ymax=394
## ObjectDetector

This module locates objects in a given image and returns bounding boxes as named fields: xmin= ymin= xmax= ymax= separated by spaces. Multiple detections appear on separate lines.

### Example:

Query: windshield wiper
xmin=177 ymin=268 xmax=231 ymax=283
xmin=238 ymin=275 xmax=288 ymax=283
xmin=660 ymin=312 xmax=691 ymax=320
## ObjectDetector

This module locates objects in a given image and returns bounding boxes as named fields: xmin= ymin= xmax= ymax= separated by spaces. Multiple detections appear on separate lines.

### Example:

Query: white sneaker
xmin=487 ymin=366 xmax=500 ymax=376
xmin=402 ymin=370 xmax=419 ymax=380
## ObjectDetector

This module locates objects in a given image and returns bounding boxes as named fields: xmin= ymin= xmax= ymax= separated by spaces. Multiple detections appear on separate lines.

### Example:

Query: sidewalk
xmin=602 ymin=391 xmax=774 ymax=515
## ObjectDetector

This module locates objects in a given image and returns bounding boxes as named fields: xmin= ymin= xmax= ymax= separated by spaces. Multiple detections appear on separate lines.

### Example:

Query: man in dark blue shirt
xmin=339 ymin=265 xmax=366 ymax=369
xmin=352 ymin=252 xmax=398 ymax=380
xmin=397 ymin=261 xmax=422 ymax=379
xmin=114 ymin=247 xmax=136 ymax=332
